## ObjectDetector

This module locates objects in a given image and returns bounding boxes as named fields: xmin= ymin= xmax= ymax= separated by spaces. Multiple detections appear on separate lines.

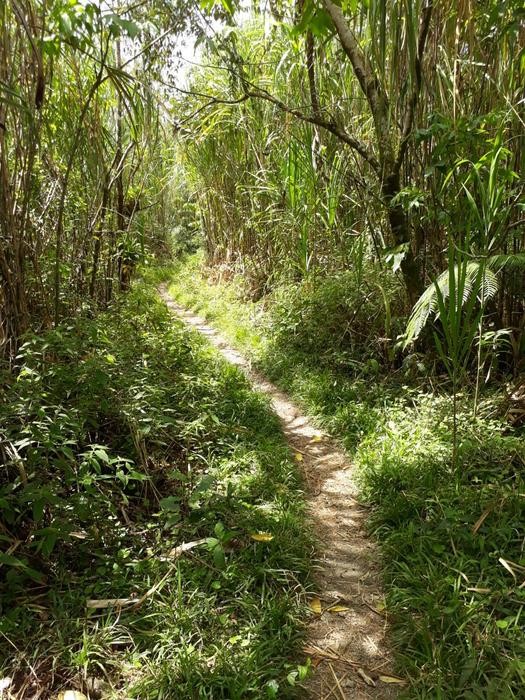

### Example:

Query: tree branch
xmin=175 ymin=94 xmax=250 ymax=127
xmin=244 ymin=87 xmax=379 ymax=173
xmin=394 ymin=0 xmax=434 ymax=174
xmin=172 ymin=78 xmax=379 ymax=171
xmin=322 ymin=0 xmax=390 ymax=142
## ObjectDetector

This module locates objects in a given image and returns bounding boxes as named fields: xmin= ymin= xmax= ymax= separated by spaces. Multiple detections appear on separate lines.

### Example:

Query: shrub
xmin=267 ymin=268 xmax=405 ymax=371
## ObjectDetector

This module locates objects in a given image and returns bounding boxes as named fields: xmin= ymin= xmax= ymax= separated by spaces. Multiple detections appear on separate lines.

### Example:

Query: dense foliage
xmin=0 ymin=282 xmax=311 ymax=697
xmin=0 ymin=0 xmax=191 ymax=360
xmin=176 ymin=0 xmax=524 ymax=372
xmin=1 ymin=0 xmax=524 ymax=697
xmin=168 ymin=254 xmax=525 ymax=698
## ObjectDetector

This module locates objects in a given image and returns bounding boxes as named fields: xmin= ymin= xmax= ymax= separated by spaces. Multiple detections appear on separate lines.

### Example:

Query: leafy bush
xmin=168 ymin=198 xmax=202 ymax=256
xmin=267 ymin=269 xmax=405 ymax=371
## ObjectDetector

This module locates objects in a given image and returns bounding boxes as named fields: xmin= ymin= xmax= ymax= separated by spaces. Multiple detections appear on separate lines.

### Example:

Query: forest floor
xmin=159 ymin=285 xmax=400 ymax=699
xmin=1 ymin=282 xmax=315 ymax=699
xmin=1 ymin=263 xmax=523 ymax=699
xmin=162 ymin=254 xmax=525 ymax=699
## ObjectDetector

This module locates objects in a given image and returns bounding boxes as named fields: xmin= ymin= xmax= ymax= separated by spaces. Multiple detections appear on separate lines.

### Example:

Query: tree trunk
xmin=382 ymin=172 xmax=423 ymax=304
xmin=321 ymin=0 xmax=432 ymax=304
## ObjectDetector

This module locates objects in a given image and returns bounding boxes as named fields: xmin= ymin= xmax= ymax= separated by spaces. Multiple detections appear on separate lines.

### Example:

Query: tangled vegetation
xmin=1 ymin=283 xmax=312 ymax=698
xmin=1 ymin=0 xmax=524 ymax=697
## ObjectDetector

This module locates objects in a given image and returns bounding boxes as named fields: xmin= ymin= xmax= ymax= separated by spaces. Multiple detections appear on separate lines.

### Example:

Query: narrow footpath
xmin=159 ymin=285 xmax=399 ymax=700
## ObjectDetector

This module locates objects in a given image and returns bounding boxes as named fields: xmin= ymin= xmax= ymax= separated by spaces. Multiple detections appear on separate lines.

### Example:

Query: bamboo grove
xmin=0 ymin=0 xmax=186 ymax=362
xmin=0 ymin=1 xmax=524 ymax=697
xmin=177 ymin=0 xmax=524 ymax=374
xmin=1 ymin=1 xmax=524 ymax=371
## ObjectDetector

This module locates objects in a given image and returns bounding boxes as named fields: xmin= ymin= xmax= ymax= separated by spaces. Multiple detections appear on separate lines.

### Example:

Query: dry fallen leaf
xmin=86 ymin=598 xmax=135 ymax=609
xmin=169 ymin=538 xmax=207 ymax=557
xmin=379 ymin=675 xmax=406 ymax=685
xmin=309 ymin=435 xmax=323 ymax=443
xmin=499 ymin=557 xmax=517 ymax=580
xmin=472 ymin=506 xmax=493 ymax=534
xmin=308 ymin=597 xmax=322 ymax=614
xmin=303 ymin=645 xmax=339 ymax=660
xmin=357 ymin=668 xmax=376 ymax=686
xmin=250 ymin=533 xmax=274 ymax=542
xmin=56 ymin=692 xmax=88 ymax=700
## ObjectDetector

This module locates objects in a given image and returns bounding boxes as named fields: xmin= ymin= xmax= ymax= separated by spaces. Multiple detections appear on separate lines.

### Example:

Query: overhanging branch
xmin=244 ymin=87 xmax=379 ymax=173
xmin=322 ymin=0 xmax=389 ymax=136
xmin=171 ymin=80 xmax=379 ymax=172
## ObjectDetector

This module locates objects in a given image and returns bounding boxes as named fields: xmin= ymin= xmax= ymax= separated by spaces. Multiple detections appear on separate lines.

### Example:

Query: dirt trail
xmin=159 ymin=285 xmax=399 ymax=700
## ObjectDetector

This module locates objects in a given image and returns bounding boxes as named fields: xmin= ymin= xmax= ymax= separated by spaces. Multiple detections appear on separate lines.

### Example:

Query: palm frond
xmin=486 ymin=253 xmax=525 ymax=272
xmin=404 ymin=262 xmax=499 ymax=346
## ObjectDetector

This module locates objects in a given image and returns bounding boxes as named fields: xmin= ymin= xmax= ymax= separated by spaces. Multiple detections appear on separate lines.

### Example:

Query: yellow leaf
xmin=308 ymin=597 xmax=322 ymax=614
xmin=294 ymin=453 xmax=303 ymax=462
xmin=326 ymin=605 xmax=349 ymax=613
xmin=309 ymin=435 xmax=323 ymax=443
xmin=250 ymin=533 xmax=274 ymax=542
xmin=379 ymin=675 xmax=406 ymax=685
xmin=56 ymin=692 xmax=88 ymax=700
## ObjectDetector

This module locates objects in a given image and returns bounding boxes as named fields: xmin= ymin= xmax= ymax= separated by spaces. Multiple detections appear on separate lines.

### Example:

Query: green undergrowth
xmin=165 ymin=254 xmax=525 ymax=699
xmin=0 ymin=281 xmax=312 ymax=699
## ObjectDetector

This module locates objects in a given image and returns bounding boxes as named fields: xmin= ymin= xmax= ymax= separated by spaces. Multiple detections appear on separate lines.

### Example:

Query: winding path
xmin=159 ymin=285 xmax=399 ymax=699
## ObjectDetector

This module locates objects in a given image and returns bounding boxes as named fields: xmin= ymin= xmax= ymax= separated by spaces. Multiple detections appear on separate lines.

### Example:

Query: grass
xmin=161 ymin=254 xmax=267 ymax=358
xmin=0 ymin=279 xmax=312 ymax=699
xmin=165 ymin=253 xmax=525 ymax=699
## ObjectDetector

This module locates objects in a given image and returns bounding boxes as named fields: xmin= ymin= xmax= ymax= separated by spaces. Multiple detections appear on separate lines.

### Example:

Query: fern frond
xmin=404 ymin=261 xmax=499 ymax=346
xmin=478 ymin=265 xmax=498 ymax=300
xmin=404 ymin=269 xmax=445 ymax=342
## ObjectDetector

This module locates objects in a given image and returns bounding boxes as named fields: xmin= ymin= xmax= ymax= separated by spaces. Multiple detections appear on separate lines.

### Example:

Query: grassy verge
xmin=0 ymin=280 xmax=312 ymax=699
xmin=165 ymin=253 xmax=525 ymax=699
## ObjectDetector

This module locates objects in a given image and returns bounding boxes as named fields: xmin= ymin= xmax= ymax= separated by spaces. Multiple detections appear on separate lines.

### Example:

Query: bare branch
xmin=244 ymin=87 xmax=379 ymax=173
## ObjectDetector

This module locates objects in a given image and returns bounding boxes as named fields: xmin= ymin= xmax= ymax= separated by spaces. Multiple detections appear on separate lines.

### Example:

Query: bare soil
xmin=159 ymin=285 xmax=400 ymax=700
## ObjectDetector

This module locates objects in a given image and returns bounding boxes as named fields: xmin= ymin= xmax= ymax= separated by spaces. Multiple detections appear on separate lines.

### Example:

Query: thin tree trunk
xmin=382 ymin=172 xmax=423 ymax=303
xmin=53 ymin=48 xmax=108 ymax=324
xmin=89 ymin=179 xmax=111 ymax=300
xmin=321 ymin=0 xmax=433 ymax=302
